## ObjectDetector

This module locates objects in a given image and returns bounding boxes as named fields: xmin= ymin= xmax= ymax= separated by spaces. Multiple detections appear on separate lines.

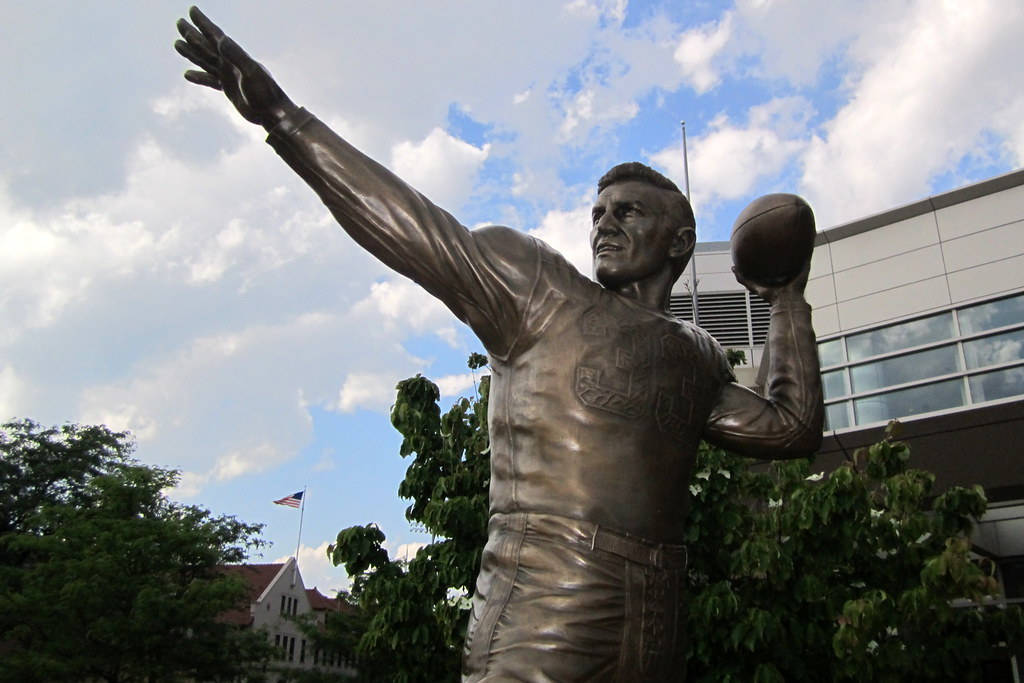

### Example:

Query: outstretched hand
xmin=174 ymin=6 xmax=296 ymax=129
xmin=732 ymin=259 xmax=811 ymax=305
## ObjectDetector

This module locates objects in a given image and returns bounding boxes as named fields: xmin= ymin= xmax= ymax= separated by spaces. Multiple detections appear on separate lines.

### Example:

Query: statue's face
xmin=591 ymin=180 xmax=678 ymax=290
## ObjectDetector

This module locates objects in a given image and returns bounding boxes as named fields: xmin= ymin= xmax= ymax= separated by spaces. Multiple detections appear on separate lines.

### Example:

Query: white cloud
xmin=387 ymin=541 xmax=428 ymax=563
xmin=527 ymin=202 xmax=595 ymax=276
xmin=354 ymin=279 xmax=452 ymax=332
xmin=434 ymin=373 xmax=478 ymax=398
xmin=674 ymin=12 xmax=734 ymax=94
xmin=276 ymin=541 xmax=351 ymax=597
xmin=335 ymin=372 xmax=402 ymax=414
xmin=0 ymin=365 xmax=23 ymax=422
xmin=391 ymin=128 xmax=490 ymax=210
xmin=649 ymin=97 xmax=811 ymax=220
xmin=799 ymin=0 xmax=1024 ymax=227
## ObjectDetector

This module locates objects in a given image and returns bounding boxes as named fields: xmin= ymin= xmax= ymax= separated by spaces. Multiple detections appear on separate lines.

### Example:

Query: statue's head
xmin=591 ymin=162 xmax=696 ymax=290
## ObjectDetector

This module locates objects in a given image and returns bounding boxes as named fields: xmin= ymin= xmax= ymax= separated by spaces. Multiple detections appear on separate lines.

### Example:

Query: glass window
xmin=969 ymin=367 xmax=1024 ymax=403
xmin=850 ymin=344 xmax=960 ymax=393
xmin=825 ymin=402 xmax=851 ymax=430
xmin=818 ymin=338 xmax=845 ymax=367
xmin=958 ymin=293 xmax=1024 ymax=334
xmin=963 ymin=328 xmax=1024 ymax=369
xmin=822 ymin=369 xmax=849 ymax=400
xmin=846 ymin=313 xmax=954 ymax=361
xmin=854 ymin=379 xmax=965 ymax=424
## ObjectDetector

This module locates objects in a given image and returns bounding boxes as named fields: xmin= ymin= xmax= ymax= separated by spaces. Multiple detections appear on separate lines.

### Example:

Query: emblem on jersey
xmin=575 ymin=307 xmax=651 ymax=419
xmin=574 ymin=306 xmax=708 ymax=437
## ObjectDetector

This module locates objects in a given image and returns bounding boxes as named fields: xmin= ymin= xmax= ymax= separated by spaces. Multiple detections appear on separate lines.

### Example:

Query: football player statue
xmin=176 ymin=8 xmax=823 ymax=681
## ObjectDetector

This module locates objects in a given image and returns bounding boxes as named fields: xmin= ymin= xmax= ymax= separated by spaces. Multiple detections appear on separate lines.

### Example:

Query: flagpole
xmin=681 ymin=120 xmax=699 ymax=327
xmin=292 ymin=486 xmax=307 ymax=585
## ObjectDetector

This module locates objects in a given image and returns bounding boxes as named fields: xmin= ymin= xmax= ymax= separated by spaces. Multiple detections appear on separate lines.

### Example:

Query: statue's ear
xmin=669 ymin=225 xmax=696 ymax=259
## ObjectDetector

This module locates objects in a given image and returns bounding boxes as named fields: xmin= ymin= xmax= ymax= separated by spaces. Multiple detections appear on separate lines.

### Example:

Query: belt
xmin=590 ymin=524 xmax=688 ymax=570
xmin=491 ymin=512 xmax=688 ymax=570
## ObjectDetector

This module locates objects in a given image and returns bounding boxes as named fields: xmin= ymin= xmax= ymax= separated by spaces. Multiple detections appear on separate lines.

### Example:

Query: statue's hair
xmin=597 ymin=162 xmax=696 ymax=278
xmin=599 ymin=162 xmax=683 ymax=197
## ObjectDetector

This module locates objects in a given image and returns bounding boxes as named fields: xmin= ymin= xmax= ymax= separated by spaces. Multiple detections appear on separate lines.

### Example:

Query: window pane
xmin=959 ymin=294 xmax=1024 ymax=334
xmin=854 ymin=379 xmax=965 ymax=424
xmin=825 ymin=402 xmax=851 ymax=430
xmin=846 ymin=313 xmax=954 ymax=361
xmin=822 ymin=370 xmax=849 ymax=400
xmin=969 ymin=367 xmax=1024 ymax=403
xmin=963 ymin=328 xmax=1024 ymax=369
xmin=818 ymin=339 xmax=845 ymax=367
xmin=850 ymin=345 xmax=960 ymax=393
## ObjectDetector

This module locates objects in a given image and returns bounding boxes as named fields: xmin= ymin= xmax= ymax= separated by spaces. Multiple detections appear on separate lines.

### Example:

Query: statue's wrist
xmin=263 ymin=102 xmax=312 ymax=137
xmin=770 ymin=288 xmax=809 ymax=310
xmin=262 ymin=99 xmax=302 ymax=133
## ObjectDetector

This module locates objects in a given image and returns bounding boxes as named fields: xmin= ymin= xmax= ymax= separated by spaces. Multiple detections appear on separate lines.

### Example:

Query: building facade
xmin=220 ymin=558 xmax=356 ymax=679
xmin=673 ymin=169 xmax=1024 ymax=602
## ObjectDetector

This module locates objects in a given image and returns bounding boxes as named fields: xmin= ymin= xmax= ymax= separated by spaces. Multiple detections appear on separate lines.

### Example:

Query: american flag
xmin=273 ymin=491 xmax=303 ymax=508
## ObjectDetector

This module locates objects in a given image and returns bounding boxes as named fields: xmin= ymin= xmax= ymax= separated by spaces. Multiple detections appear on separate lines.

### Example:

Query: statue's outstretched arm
xmin=704 ymin=263 xmax=824 ymax=459
xmin=174 ymin=7 xmax=536 ymax=358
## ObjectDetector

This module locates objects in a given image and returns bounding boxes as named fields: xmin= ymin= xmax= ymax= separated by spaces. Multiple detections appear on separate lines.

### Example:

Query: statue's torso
xmin=488 ymin=252 xmax=730 ymax=543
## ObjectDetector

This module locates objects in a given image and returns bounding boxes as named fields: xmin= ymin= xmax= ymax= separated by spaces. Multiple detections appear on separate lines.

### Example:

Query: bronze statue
xmin=175 ymin=8 xmax=823 ymax=681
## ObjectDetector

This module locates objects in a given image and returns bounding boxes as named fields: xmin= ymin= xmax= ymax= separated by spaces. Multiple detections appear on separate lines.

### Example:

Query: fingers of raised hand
xmin=174 ymin=36 xmax=218 ymax=75
xmin=188 ymin=6 xmax=225 ymax=42
xmin=183 ymin=69 xmax=223 ymax=91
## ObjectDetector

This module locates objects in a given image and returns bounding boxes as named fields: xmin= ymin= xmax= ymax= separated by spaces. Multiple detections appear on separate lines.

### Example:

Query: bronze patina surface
xmin=176 ymin=8 xmax=824 ymax=680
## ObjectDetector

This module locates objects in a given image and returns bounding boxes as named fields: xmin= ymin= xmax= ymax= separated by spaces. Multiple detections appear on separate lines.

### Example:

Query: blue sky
xmin=4 ymin=0 xmax=1024 ymax=594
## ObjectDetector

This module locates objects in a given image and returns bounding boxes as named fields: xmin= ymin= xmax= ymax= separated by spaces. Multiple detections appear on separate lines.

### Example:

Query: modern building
xmin=220 ymin=557 xmax=357 ymax=678
xmin=672 ymin=168 xmax=1024 ymax=602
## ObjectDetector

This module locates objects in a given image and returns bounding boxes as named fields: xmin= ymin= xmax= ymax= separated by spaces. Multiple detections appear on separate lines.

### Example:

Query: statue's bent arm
xmin=704 ymin=289 xmax=824 ymax=458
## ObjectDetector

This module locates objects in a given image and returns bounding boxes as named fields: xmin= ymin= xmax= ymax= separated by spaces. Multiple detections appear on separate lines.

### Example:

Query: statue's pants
xmin=462 ymin=512 xmax=688 ymax=682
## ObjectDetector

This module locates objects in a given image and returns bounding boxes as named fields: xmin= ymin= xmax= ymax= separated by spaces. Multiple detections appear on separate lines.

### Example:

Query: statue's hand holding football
xmin=175 ymin=6 xmax=297 ymax=129
xmin=730 ymin=193 xmax=816 ymax=304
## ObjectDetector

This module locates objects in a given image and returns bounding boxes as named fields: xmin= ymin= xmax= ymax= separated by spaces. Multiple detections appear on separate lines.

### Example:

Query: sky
xmin=3 ymin=0 xmax=1024 ymax=596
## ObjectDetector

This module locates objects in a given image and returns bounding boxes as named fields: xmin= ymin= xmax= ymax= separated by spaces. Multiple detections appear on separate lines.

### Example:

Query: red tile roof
xmin=305 ymin=587 xmax=338 ymax=611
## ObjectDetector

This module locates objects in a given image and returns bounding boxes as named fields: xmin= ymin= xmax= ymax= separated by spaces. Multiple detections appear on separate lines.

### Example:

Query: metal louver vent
xmin=669 ymin=291 xmax=770 ymax=347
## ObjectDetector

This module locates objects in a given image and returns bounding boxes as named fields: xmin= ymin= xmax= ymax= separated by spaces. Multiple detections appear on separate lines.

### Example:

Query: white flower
xmin=696 ymin=470 xmax=711 ymax=480
xmin=914 ymin=532 xmax=932 ymax=544
xmin=870 ymin=509 xmax=883 ymax=519
xmin=719 ymin=470 xmax=731 ymax=479
xmin=805 ymin=471 xmax=824 ymax=482
xmin=768 ymin=498 xmax=783 ymax=508
xmin=689 ymin=484 xmax=703 ymax=496
xmin=867 ymin=640 xmax=879 ymax=654
xmin=886 ymin=626 xmax=898 ymax=637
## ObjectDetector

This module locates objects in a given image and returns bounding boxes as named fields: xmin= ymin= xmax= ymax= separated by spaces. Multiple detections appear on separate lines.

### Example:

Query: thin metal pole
xmin=292 ymin=486 xmax=307 ymax=585
xmin=681 ymin=121 xmax=699 ymax=326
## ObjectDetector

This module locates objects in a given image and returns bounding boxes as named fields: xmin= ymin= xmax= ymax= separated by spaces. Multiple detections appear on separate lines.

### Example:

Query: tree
xmin=327 ymin=354 xmax=490 ymax=682
xmin=0 ymin=419 xmax=272 ymax=683
xmin=684 ymin=424 xmax=1024 ymax=682
xmin=327 ymin=362 xmax=1023 ymax=682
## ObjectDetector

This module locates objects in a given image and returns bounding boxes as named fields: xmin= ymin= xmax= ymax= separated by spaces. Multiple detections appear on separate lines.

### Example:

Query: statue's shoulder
xmin=682 ymin=319 xmax=736 ymax=382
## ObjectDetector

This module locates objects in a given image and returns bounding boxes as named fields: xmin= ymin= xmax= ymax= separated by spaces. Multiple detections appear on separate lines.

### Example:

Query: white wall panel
xmin=829 ymin=213 xmax=939 ymax=272
xmin=942 ymin=219 xmax=1024 ymax=273
xmin=834 ymin=245 xmax=946 ymax=302
xmin=837 ymin=276 xmax=951 ymax=330
xmin=936 ymin=184 xmax=1024 ymax=241
xmin=811 ymin=304 xmax=840 ymax=337
xmin=947 ymin=254 xmax=1024 ymax=303
xmin=805 ymin=275 xmax=836 ymax=307
xmin=810 ymin=243 xmax=833 ymax=279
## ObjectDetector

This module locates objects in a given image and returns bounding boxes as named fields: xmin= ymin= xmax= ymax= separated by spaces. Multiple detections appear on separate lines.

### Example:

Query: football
xmin=730 ymin=193 xmax=816 ymax=287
